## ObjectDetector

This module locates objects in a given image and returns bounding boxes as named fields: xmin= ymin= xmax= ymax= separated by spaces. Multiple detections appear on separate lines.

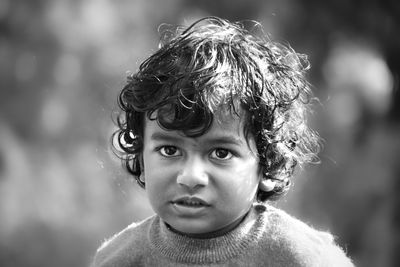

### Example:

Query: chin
xmin=177 ymin=225 xmax=208 ymax=234
xmin=169 ymin=221 xmax=212 ymax=235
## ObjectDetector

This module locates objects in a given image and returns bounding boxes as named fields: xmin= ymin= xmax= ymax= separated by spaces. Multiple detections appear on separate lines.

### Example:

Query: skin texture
xmin=142 ymin=110 xmax=262 ymax=236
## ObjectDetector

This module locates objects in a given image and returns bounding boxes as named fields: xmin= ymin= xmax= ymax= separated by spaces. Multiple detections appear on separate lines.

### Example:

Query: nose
xmin=176 ymin=156 xmax=209 ymax=189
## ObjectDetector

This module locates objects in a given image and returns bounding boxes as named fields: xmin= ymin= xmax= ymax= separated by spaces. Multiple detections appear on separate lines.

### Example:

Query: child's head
xmin=141 ymin=108 xmax=261 ymax=235
xmin=115 ymin=17 xmax=320 ymax=230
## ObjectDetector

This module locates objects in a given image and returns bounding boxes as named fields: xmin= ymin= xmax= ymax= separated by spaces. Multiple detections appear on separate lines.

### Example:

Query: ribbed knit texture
xmin=92 ymin=204 xmax=354 ymax=267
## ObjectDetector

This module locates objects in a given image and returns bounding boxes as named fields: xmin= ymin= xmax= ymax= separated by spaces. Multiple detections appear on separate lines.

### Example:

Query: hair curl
xmin=114 ymin=17 xmax=320 ymax=201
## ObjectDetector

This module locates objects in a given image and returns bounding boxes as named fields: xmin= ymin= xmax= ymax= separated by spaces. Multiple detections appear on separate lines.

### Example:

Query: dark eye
xmin=159 ymin=146 xmax=181 ymax=157
xmin=210 ymin=148 xmax=233 ymax=160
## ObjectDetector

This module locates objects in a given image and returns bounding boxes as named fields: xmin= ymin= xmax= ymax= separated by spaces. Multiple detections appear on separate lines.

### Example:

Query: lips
xmin=172 ymin=196 xmax=210 ymax=207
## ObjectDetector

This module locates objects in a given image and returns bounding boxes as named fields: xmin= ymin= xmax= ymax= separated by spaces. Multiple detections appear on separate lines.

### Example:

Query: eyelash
xmin=157 ymin=146 xmax=181 ymax=157
xmin=156 ymin=146 xmax=235 ymax=161
xmin=210 ymin=148 xmax=234 ymax=160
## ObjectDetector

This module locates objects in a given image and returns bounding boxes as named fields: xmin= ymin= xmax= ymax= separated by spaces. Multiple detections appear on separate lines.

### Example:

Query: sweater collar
xmin=149 ymin=204 xmax=268 ymax=264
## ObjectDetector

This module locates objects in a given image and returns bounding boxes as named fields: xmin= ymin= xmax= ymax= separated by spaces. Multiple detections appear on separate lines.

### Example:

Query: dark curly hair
xmin=114 ymin=17 xmax=320 ymax=202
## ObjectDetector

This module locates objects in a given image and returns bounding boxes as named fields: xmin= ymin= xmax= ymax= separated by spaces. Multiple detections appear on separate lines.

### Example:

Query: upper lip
xmin=172 ymin=196 xmax=210 ymax=206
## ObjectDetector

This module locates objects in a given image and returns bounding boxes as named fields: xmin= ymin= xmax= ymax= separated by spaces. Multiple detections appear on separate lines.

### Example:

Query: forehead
xmin=144 ymin=111 xmax=245 ymax=136
xmin=143 ymin=107 xmax=251 ymax=142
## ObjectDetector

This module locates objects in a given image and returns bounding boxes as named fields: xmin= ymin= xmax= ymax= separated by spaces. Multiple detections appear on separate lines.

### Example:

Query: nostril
xmin=177 ymin=173 xmax=208 ymax=188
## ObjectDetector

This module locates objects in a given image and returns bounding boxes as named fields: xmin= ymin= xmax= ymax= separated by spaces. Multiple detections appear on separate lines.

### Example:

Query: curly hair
xmin=114 ymin=17 xmax=320 ymax=201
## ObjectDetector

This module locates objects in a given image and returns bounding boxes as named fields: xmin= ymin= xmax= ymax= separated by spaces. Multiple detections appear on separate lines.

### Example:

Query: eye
xmin=158 ymin=146 xmax=181 ymax=157
xmin=210 ymin=148 xmax=233 ymax=160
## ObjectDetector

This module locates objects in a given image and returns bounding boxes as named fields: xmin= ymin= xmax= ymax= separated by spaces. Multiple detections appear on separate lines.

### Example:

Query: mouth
xmin=172 ymin=196 xmax=210 ymax=207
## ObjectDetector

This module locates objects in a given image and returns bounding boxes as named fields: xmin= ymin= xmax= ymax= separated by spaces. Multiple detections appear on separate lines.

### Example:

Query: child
xmin=92 ymin=17 xmax=353 ymax=266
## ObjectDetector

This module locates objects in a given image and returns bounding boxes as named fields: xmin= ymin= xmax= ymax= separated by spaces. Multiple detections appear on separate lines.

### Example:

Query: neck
xmin=165 ymin=212 xmax=248 ymax=239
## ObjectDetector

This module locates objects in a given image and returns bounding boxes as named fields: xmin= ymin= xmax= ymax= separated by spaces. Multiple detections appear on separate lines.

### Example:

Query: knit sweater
xmin=92 ymin=204 xmax=353 ymax=266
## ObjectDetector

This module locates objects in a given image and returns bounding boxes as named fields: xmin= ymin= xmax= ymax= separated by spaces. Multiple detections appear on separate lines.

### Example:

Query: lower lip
xmin=171 ymin=203 xmax=209 ymax=215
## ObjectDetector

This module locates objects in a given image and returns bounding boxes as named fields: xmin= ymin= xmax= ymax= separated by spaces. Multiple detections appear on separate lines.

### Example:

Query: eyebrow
xmin=150 ymin=132 xmax=244 ymax=147
xmin=150 ymin=132 xmax=182 ymax=143
xmin=204 ymin=136 xmax=244 ymax=147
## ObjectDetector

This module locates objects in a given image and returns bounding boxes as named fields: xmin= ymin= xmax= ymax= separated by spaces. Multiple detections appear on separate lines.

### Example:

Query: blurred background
xmin=0 ymin=0 xmax=399 ymax=266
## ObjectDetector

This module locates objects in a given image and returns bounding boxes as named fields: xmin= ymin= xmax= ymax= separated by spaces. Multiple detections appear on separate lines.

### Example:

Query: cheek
xmin=143 ymin=158 xmax=178 ymax=204
xmin=231 ymin=175 xmax=259 ymax=203
xmin=143 ymin=150 xmax=166 ymax=182
xmin=144 ymin=171 xmax=168 ymax=213
xmin=241 ymin=161 xmax=260 ymax=195
xmin=145 ymin=167 xmax=169 ymax=192
xmin=237 ymin=158 xmax=260 ymax=184
xmin=219 ymin=160 xmax=260 ymax=203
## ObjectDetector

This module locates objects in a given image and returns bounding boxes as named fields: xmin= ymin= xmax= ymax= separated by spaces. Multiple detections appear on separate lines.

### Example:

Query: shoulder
xmin=91 ymin=215 xmax=156 ymax=267
xmin=256 ymin=204 xmax=354 ymax=267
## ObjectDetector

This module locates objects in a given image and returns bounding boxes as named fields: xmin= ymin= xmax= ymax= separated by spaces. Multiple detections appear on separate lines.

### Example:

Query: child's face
xmin=142 ymin=109 xmax=261 ymax=235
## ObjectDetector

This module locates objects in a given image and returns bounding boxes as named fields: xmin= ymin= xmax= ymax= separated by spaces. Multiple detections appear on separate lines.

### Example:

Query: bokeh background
xmin=1 ymin=0 xmax=399 ymax=266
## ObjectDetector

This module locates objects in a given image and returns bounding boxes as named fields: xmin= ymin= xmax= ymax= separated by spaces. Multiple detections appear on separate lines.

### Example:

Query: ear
xmin=139 ymin=172 xmax=145 ymax=183
xmin=259 ymin=179 xmax=276 ymax=192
